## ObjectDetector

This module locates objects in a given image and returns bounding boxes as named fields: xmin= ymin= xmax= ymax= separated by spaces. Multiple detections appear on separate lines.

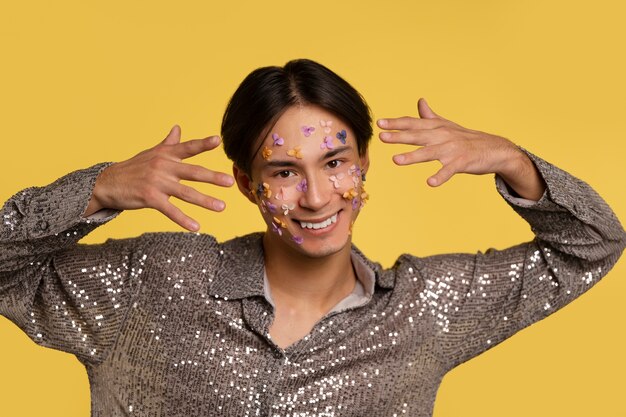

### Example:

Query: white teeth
xmin=299 ymin=213 xmax=338 ymax=230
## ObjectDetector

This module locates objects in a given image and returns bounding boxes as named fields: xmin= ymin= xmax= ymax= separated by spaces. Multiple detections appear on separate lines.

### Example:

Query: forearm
xmin=495 ymin=146 xmax=546 ymax=201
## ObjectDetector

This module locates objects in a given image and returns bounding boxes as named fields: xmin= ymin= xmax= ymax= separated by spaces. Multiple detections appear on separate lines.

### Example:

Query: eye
xmin=327 ymin=159 xmax=343 ymax=169
xmin=277 ymin=170 xmax=294 ymax=178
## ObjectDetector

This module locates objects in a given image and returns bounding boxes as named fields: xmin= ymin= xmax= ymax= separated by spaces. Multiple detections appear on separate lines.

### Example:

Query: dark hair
xmin=221 ymin=59 xmax=373 ymax=175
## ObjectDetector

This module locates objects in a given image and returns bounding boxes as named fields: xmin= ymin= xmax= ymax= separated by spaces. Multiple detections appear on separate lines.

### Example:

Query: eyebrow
xmin=263 ymin=146 xmax=353 ymax=169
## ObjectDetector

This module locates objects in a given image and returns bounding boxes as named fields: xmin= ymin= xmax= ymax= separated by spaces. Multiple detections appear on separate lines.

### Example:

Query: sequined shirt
xmin=1 ymin=152 xmax=624 ymax=417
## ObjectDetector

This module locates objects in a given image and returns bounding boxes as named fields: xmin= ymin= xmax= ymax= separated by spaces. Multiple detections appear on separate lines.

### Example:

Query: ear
xmin=233 ymin=165 xmax=257 ymax=205
xmin=359 ymin=149 xmax=370 ymax=177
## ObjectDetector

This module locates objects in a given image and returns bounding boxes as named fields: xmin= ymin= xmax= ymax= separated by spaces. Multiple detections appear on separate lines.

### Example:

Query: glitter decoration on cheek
xmin=301 ymin=126 xmax=315 ymax=137
xmin=262 ymin=146 xmax=272 ymax=160
xmin=274 ymin=186 xmax=286 ymax=201
xmin=329 ymin=173 xmax=345 ymax=189
xmin=292 ymin=236 xmax=304 ymax=245
xmin=287 ymin=146 xmax=303 ymax=159
xmin=266 ymin=201 xmax=277 ymax=213
xmin=352 ymin=198 xmax=359 ymax=210
xmin=271 ymin=133 xmax=284 ymax=146
xmin=360 ymin=187 xmax=370 ymax=208
xmin=296 ymin=179 xmax=307 ymax=193
xmin=273 ymin=216 xmax=287 ymax=229
xmin=271 ymin=222 xmax=282 ymax=236
xmin=343 ymin=188 xmax=358 ymax=200
xmin=336 ymin=129 xmax=347 ymax=144
xmin=320 ymin=119 xmax=333 ymax=134
xmin=261 ymin=183 xmax=272 ymax=199
xmin=281 ymin=203 xmax=295 ymax=216
xmin=320 ymin=136 xmax=335 ymax=150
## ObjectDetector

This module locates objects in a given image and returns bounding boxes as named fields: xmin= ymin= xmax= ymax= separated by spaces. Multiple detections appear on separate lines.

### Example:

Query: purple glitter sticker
xmin=292 ymin=236 xmax=304 ymax=245
xmin=296 ymin=179 xmax=308 ymax=192
xmin=336 ymin=129 xmax=347 ymax=144
xmin=320 ymin=136 xmax=334 ymax=150
xmin=301 ymin=126 xmax=315 ymax=137
xmin=272 ymin=133 xmax=284 ymax=146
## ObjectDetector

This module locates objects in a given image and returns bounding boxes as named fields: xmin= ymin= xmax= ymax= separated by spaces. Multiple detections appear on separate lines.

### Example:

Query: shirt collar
xmin=210 ymin=232 xmax=394 ymax=300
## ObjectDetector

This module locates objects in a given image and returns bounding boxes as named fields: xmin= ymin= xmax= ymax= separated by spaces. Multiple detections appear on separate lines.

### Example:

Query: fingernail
xmin=380 ymin=132 xmax=391 ymax=140
xmin=377 ymin=119 xmax=388 ymax=127
xmin=189 ymin=221 xmax=200 ymax=231
xmin=394 ymin=155 xmax=405 ymax=164
xmin=214 ymin=200 xmax=225 ymax=211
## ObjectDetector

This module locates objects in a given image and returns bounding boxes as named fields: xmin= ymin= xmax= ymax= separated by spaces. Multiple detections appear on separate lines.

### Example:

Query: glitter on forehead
xmin=271 ymin=133 xmax=284 ymax=146
xmin=301 ymin=125 xmax=315 ymax=137
xmin=320 ymin=136 xmax=335 ymax=150
xmin=336 ymin=129 xmax=347 ymax=144
xmin=262 ymin=146 xmax=272 ymax=160
xmin=320 ymin=119 xmax=333 ymax=134
xmin=287 ymin=146 xmax=303 ymax=159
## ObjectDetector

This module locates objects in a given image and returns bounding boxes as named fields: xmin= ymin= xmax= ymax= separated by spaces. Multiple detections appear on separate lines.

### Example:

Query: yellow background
xmin=1 ymin=1 xmax=625 ymax=415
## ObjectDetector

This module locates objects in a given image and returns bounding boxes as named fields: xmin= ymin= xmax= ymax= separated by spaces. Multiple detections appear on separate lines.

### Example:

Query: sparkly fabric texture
xmin=1 ymin=154 xmax=624 ymax=417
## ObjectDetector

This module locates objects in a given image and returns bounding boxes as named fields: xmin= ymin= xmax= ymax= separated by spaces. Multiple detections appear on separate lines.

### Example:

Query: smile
xmin=298 ymin=213 xmax=338 ymax=230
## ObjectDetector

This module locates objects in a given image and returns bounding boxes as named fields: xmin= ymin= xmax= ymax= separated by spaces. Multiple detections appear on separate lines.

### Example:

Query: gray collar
xmin=210 ymin=232 xmax=394 ymax=300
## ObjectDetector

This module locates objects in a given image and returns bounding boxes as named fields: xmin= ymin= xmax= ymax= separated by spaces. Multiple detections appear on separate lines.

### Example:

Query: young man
xmin=1 ymin=59 xmax=624 ymax=416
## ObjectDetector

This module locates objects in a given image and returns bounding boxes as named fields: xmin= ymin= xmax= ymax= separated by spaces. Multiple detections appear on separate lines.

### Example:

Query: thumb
xmin=417 ymin=98 xmax=440 ymax=119
xmin=162 ymin=125 xmax=181 ymax=145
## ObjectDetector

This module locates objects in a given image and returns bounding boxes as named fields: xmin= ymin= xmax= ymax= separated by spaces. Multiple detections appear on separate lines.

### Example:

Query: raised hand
xmin=84 ymin=125 xmax=234 ymax=231
xmin=377 ymin=99 xmax=545 ymax=200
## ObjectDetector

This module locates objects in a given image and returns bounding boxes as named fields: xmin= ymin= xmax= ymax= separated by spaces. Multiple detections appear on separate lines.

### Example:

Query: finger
xmin=164 ymin=181 xmax=227 ymax=212
xmin=171 ymin=136 xmax=222 ymax=159
xmin=377 ymin=117 xmax=446 ymax=131
xmin=162 ymin=125 xmax=182 ymax=145
xmin=427 ymin=160 xmax=461 ymax=187
xmin=153 ymin=198 xmax=200 ymax=232
xmin=174 ymin=162 xmax=235 ymax=187
xmin=417 ymin=98 xmax=442 ymax=120
xmin=392 ymin=144 xmax=443 ymax=165
xmin=379 ymin=129 xmax=442 ymax=146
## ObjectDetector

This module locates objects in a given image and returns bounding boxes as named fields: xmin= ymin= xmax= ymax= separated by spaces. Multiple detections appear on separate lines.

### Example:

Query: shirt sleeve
xmin=401 ymin=150 xmax=626 ymax=369
xmin=0 ymin=163 xmax=147 ymax=365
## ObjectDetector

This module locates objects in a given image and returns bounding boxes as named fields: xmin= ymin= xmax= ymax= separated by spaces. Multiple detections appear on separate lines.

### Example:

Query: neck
xmin=262 ymin=233 xmax=356 ymax=314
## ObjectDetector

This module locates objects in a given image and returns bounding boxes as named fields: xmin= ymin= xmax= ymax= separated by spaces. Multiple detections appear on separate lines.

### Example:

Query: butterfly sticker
xmin=292 ymin=236 xmax=304 ymax=245
xmin=329 ymin=173 xmax=345 ymax=188
xmin=336 ymin=129 xmax=347 ymax=144
xmin=343 ymin=188 xmax=358 ymax=200
xmin=272 ymin=133 xmax=284 ymax=146
xmin=320 ymin=136 xmax=335 ymax=150
xmin=287 ymin=146 xmax=303 ymax=159
xmin=262 ymin=146 xmax=272 ymax=160
xmin=320 ymin=120 xmax=333 ymax=134
xmin=296 ymin=179 xmax=308 ymax=192
xmin=301 ymin=126 xmax=315 ymax=137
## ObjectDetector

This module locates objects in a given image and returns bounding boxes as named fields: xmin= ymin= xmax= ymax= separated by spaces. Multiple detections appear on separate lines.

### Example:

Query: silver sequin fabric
xmin=1 ymin=152 xmax=624 ymax=417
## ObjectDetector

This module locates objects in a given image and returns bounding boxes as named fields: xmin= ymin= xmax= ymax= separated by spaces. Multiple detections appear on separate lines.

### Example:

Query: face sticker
xmin=329 ymin=173 xmax=345 ymax=189
xmin=271 ymin=221 xmax=283 ymax=236
xmin=320 ymin=136 xmax=335 ymax=150
xmin=287 ymin=146 xmax=303 ymax=159
xmin=336 ymin=129 xmax=347 ymax=145
xmin=273 ymin=216 xmax=287 ymax=229
xmin=301 ymin=126 xmax=315 ymax=137
xmin=272 ymin=133 xmax=284 ymax=146
xmin=343 ymin=188 xmax=358 ymax=200
xmin=320 ymin=119 xmax=333 ymax=134
xmin=266 ymin=201 xmax=277 ymax=213
xmin=352 ymin=198 xmax=359 ymax=210
xmin=274 ymin=186 xmax=287 ymax=201
xmin=262 ymin=146 xmax=272 ymax=160
xmin=281 ymin=203 xmax=295 ymax=215
xmin=292 ymin=235 xmax=304 ymax=245
xmin=296 ymin=179 xmax=307 ymax=192
xmin=257 ymin=182 xmax=271 ymax=199
xmin=360 ymin=188 xmax=370 ymax=208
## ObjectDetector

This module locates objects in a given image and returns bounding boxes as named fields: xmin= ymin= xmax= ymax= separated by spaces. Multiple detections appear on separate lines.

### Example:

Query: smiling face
xmin=235 ymin=104 xmax=370 ymax=259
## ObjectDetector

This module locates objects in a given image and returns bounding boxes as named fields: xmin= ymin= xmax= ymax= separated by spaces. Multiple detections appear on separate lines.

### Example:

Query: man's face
xmin=240 ymin=104 xmax=369 ymax=259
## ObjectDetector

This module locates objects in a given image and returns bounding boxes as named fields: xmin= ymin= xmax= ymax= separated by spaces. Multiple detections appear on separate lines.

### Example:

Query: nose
xmin=298 ymin=172 xmax=332 ymax=212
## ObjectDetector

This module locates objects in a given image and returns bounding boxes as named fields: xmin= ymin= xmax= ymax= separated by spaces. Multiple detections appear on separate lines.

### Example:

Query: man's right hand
xmin=84 ymin=125 xmax=235 ymax=232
